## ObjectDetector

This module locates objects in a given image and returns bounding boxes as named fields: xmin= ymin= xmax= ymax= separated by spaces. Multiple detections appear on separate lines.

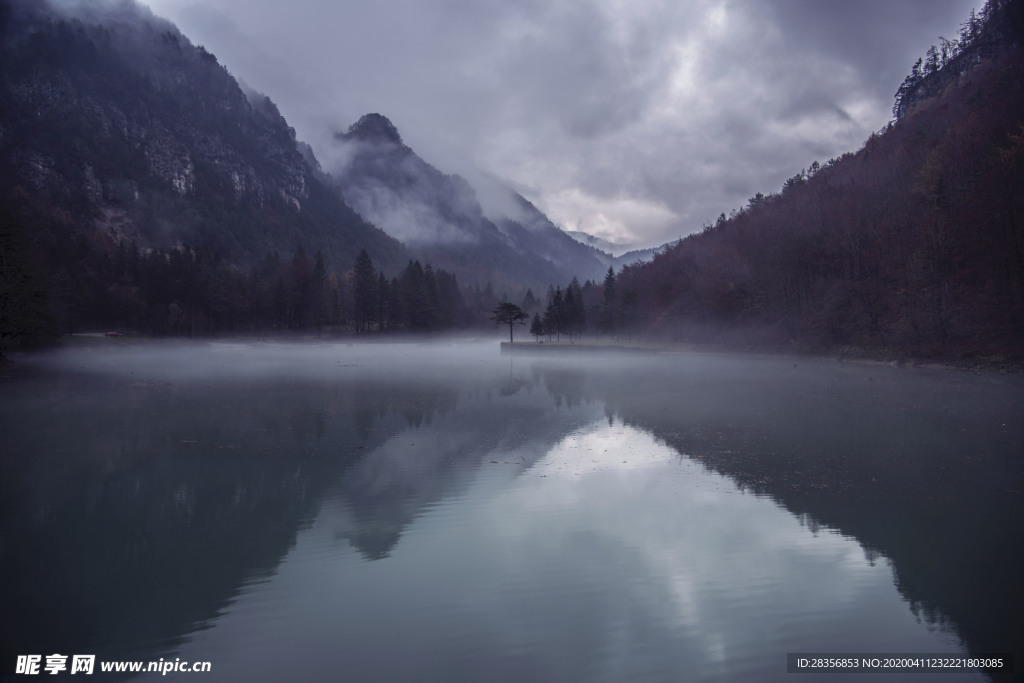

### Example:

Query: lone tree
xmin=491 ymin=302 xmax=529 ymax=343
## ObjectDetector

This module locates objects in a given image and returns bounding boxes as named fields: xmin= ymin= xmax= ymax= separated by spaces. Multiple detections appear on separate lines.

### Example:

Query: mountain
xmin=611 ymin=245 xmax=661 ymax=268
xmin=0 ymin=0 xmax=613 ymax=348
xmin=565 ymin=230 xmax=675 ymax=270
xmin=610 ymin=0 xmax=1023 ymax=360
xmin=0 ymin=0 xmax=406 ymax=276
xmin=327 ymin=113 xmax=610 ymax=290
xmin=566 ymin=230 xmax=633 ymax=257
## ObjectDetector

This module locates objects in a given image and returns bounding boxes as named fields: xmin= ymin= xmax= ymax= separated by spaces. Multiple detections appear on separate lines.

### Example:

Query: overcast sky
xmin=140 ymin=0 xmax=978 ymax=249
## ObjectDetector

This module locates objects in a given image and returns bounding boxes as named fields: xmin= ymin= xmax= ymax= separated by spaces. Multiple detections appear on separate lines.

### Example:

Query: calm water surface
xmin=1 ymin=340 xmax=1021 ymax=682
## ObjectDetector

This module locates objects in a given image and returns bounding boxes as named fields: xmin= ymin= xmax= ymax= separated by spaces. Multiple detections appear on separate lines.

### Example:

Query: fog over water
xmin=1 ymin=340 xmax=1021 ymax=681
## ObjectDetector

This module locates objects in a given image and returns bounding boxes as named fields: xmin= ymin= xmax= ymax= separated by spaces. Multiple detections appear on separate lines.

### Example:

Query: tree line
xmin=495 ymin=267 xmax=640 ymax=344
xmin=0 ymin=199 xmax=509 ymax=351
xmin=106 ymin=244 xmax=489 ymax=336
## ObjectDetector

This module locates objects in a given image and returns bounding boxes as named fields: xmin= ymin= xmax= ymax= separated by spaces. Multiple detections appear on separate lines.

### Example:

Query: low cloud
xmin=143 ymin=0 xmax=978 ymax=247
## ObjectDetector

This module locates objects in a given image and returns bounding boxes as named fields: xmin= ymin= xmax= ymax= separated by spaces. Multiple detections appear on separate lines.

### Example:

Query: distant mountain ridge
xmin=328 ymin=113 xmax=611 ymax=289
xmin=566 ymin=231 xmax=633 ymax=256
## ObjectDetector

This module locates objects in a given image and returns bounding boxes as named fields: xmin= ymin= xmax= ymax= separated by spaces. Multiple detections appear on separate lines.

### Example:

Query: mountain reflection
xmin=557 ymin=353 xmax=1023 ymax=674
xmin=0 ymin=342 xmax=601 ymax=670
xmin=1 ymin=342 xmax=1020 ymax=681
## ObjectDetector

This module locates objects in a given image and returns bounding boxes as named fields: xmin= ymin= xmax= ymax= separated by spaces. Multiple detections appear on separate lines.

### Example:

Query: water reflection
xmin=167 ymin=422 xmax=979 ymax=682
xmin=588 ymin=354 xmax=1024 ymax=671
xmin=0 ymin=342 xmax=1020 ymax=682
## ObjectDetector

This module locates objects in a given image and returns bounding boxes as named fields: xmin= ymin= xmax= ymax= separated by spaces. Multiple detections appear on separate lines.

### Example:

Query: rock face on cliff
xmin=0 ymin=0 xmax=405 ymax=273
xmin=893 ymin=0 xmax=1021 ymax=119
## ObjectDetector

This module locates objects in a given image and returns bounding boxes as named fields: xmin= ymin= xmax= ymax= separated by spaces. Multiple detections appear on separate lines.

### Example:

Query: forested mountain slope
xmin=613 ymin=0 xmax=1023 ymax=360
xmin=0 ymin=0 xmax=417 ymax=343
xmin=0 ymin=0 xmax=406 ymax=272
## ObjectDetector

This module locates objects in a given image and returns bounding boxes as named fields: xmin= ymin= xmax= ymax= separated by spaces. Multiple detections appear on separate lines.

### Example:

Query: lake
xmin=1 ymin=340 xmax=1021 ymax=682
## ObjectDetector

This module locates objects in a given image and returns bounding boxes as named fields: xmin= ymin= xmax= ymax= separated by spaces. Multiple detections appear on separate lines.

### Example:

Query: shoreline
xmin=4 ymin=335 xmax=1020 ymax=375
xmin=500 ymin=341 xmax=663 ymax=356
xmin=500 ymin=340 xmax=1024 ymax=373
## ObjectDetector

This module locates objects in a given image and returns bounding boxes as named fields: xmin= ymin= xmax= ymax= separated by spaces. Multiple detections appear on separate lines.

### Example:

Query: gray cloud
xmin=142 ymin=0 xmax=979 ymax=249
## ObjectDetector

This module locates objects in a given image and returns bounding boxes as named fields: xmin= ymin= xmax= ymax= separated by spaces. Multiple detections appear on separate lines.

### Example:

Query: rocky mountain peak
xmin=341 ymin=113 xmax=403 ymax=145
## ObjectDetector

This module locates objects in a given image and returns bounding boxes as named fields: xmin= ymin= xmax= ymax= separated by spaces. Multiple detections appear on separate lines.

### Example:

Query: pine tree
xmin=312 ymin=250 xmax=327 ymax=331
xmin=376 ymin=272 xmax=389 ymax=332
xmin=544 ymin=287 xmax=565 ymax=341
xmin=388 ymin=277 xmax=402 ymax=332
xmin=522 ymin=288 xmax=538 ymax=312
xmin=602 ymin=266 xmax=617 ymax=335
xmin=530 ymin=312 xmax=544 ymax=341
xmin=422 ymin=264 xmax=440 ymax=330
xmin=925 ymin=45 xmax=939 ymax=75
xmin=565 ymin=277 xmax=586 ymax=341
xmin=353 ymin=249 xmax=376 ymax=332
xmin=0 ymin=214 xmax=56 ymax=354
